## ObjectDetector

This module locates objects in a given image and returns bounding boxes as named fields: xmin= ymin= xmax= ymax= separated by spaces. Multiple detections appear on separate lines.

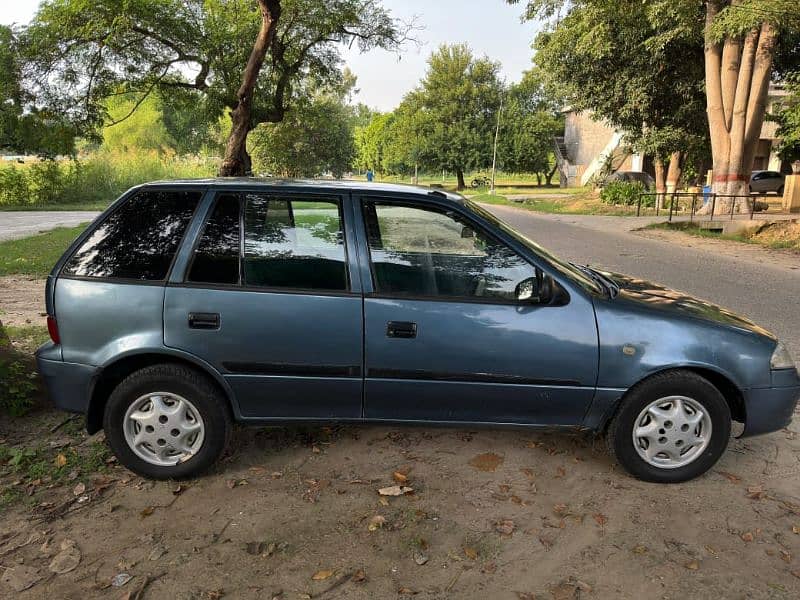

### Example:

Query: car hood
xmin=601 ymin=270 xmax=776 ymax=340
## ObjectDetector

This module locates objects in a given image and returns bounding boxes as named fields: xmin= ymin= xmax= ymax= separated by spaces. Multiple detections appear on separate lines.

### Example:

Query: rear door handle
xmin=387 ymin=321 xmax=417 ymax=339
xmin=188 ymin=312 xmax=220 ymax=330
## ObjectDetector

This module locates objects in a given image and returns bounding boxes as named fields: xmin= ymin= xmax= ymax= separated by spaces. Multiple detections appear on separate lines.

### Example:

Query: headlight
xmin=770 ymin=342 xmax=795 ymax=370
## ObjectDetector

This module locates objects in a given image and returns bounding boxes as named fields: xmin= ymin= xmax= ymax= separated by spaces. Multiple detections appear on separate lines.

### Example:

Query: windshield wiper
xmin=570 ymin=263 xmax=619 ymax=298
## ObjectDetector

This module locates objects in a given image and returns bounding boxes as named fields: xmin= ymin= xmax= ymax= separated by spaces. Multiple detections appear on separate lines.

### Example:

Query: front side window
xmin=63 ymin=189 xmax=201 ymax=280
xmin=363 ymin=201 xmax=537 ymax=300
xmin=243 ymin=195 xmax=348 ymax=291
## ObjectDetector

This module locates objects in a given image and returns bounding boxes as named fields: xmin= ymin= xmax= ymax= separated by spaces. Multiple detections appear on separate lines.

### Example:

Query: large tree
xmin=510 ymin=0 xmax=799 ymax=212
xmin=21 ymin=0 xmax=410 ymax=175
xmin=409 ymin=44 xmax=503 ymax=190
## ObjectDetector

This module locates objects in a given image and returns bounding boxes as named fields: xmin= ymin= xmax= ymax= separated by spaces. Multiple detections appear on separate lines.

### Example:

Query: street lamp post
xmin=490 ymin=91 xmax=504 ymax=195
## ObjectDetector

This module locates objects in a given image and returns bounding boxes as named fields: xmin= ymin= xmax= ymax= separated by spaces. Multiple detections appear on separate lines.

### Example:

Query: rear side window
xmin=63 ymin=189 xmax=201 ymax=280
xmin=243 ymin=195 xmax=348 ymax=291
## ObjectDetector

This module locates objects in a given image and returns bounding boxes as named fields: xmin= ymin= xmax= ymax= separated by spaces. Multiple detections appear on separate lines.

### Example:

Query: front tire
xmin=103 ymin=364 xmax=231 ymax=480
xmin=606 ymin=371 xmax=731 ymax=483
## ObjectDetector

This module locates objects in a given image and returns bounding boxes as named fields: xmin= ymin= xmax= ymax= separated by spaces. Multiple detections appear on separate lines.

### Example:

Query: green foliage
xmin=773 ymin=73 xmax=800 ymax=162
xmin=599 ymin=180 xmax=646 ymax=206
xmin=0 ymin=151 xmax=215 ymax=209
xmin=250 ymin=90 xmax=356 ymax=177
xmin=517 ymin=0 xmax=707 ymax=161
xmin=0 ymin=355 xmax=37 ymax=416
xmin=22 ymin=0 xmax=407 ymax=148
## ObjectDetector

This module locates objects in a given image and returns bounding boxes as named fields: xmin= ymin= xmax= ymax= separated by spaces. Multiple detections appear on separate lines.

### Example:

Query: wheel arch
xmin=601 ymin=366 xmax=746 ymax=432
xmin=87 ymin=351 xmax=236 ymax=434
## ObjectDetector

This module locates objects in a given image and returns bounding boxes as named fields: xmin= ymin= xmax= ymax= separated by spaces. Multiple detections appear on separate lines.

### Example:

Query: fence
xmin=634 ymin=191 xmax=779 ymax=222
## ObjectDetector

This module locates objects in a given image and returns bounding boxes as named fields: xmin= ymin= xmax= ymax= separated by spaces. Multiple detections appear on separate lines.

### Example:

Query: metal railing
xmin=634 ymin=191 xmax=779 ymax=222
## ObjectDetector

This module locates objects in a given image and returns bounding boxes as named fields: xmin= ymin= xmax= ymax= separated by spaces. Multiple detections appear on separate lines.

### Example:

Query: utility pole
xmin=490 ymin=91 xmax=504 ymax=195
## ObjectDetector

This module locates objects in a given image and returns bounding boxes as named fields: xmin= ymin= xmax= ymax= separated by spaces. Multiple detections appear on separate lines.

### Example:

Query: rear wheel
xmin=606 ymin=371 xmax=731 ymax=483
xmin=103 ymin=364 xmax=231 ymax=479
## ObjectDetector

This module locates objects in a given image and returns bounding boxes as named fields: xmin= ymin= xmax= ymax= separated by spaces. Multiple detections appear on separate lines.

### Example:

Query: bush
xmin=0 ymin=151 xmax=217 ymax=207
xmin=599 ymin=180 xmax=646 ymax=206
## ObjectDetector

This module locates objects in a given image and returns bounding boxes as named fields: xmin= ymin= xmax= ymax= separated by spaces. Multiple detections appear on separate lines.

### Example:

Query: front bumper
xmin=36 ymin=346 xmax=97 ymax=414
xmin=741 ymin=369 xmax=800 ymax=437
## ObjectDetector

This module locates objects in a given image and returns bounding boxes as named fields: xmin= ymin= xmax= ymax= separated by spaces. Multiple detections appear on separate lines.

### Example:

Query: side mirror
xmin=515 ymin=273 xmax=554 ymax=304
xmin=461 ymin=226 xmax=475 ymax=239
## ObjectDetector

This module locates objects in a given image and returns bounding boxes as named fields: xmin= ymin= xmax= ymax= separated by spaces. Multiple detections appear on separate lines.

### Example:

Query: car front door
xmin=355 ymin=196 xmax=599 ymax=426
xmin=164 ymin=189 xmax=364 ymax=420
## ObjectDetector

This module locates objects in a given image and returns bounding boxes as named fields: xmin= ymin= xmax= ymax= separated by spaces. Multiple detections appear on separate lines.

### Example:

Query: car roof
xmin=139 ymin=177 xmax=468 ymax=203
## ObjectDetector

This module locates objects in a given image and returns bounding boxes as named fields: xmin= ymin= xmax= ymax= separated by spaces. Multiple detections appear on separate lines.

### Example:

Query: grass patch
xmin=0 ymin=223 xmax=87 ymax=277
xmin=470 ymin=190 xmax=650 ymax=215
xmin=646 ymin=220 xmax=800 ymax=253
xmin=4 ymin=325 xmax=50 ymax=354
xmin=0 ymin=202 xmax=107 ymax=212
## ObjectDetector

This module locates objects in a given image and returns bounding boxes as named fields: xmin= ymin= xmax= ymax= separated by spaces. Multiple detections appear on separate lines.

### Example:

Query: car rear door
xmin=164 ymin=188 xmax=364 ymax=420
xmin=353 ymin=194 xmax=599 ymax=426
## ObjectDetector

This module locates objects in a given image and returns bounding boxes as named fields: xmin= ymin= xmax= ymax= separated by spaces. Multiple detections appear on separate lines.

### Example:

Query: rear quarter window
xmin=63 ymin=189 xmax=201 ymax=280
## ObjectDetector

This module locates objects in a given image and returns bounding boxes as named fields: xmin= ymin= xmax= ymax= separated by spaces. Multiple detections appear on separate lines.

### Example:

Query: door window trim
xmin=182 ymin=190 xmax=354 ymax=295
xmin=359 ymin=197 xmax=546 ymax=306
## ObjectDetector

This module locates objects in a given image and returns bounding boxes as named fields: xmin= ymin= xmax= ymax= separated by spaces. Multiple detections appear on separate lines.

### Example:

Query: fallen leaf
xmin=792 ymin=525 xmax=799 ymax=535
xmin=553 ymin=504 xmax=568 ymax=515
xmin=226 ymin=479 xmax=247 ymax=489
xmin=398 ymin=587 xmax=418 ymax=595
xmin=792 ymin=569 xmax=800 ymax=579
xmin=495 ymin=519 xmax=515 ymax=536
xmin=149 ymin=544 xmax=168 ymax=561
xmin=311 ymin=445 xmax=321 ymax=453
xmin=351 ymin=569 xmax=367 ymax=583
xmin=549 ymin=578 xmax=592 ymax=600
xmin=378 ymin=497 xmax=390 ymax=506
xmin=632 ymin=545 xmax=648 ymax=554
xmin=685 ymin=560 xmax=700 ymax=570
xmin=140 ymin=506 xmax=154 ymax=518
xmin=779 ymin=549 xmax=792 ymax=563
xmin=746 ymin=485 xmax=766 ymax=500
xmin=741 ymin=531 xmax=754 ymax=543
xmin=555 ymin=466 xmax=566 ymax=478
xmin=54 ymin=454 xmax=67 ymax=468
xmin=378 ymin=485 xmax=413 ymax=496
xmin=393 ymin=470 xmax=409 ymax=484
xmin=718 ymin=471 xmax=741 ymax=484
xmin=1 ymin=565 xmax=41 ymax=592
xmin=48 ymin=539 xmax=81 ymax=574
xmin=468 ymin=452 xmax=504 ymax=472
xmin=311 ymin=570 xmax=334 ymax=581
xmin=413 ymin=551 xmax=428 ymax=565
xmin=464 ymin=546 xmax=478 ymax=560
xmin=520 ymin=468 xmax=535 ymax=480
xmin=515 ymin=593 xmax=536 ymax=600
xmin=72 ymin=482 xmax=85 ymax=496
xmin=368 ymin=515 xmax=386 ymax=531
xmin=111 ymin=573 xmax=132 ymax=587
xmin=593 ymin=513 xmax=607 ymax=527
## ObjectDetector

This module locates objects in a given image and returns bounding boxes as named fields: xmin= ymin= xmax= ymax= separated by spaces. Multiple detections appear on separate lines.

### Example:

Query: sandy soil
xmin=0 ymin=276 xmax=47 ymax=328
xmin=1 ymin=410 xmax=798 ymax=599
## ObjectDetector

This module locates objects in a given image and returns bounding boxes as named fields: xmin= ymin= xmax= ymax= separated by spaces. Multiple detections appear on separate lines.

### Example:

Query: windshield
xmin=464 ymin=199 xmax=603 ymax=294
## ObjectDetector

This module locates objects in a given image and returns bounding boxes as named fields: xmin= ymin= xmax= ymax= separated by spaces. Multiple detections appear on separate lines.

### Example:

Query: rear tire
xmin=606 ymin=370 xmax=730 ymax=483
xmin=103 ymin=364 xmax=231 ymax=480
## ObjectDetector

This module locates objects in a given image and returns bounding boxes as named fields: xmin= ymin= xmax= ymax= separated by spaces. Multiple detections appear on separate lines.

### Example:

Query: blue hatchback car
xmin=35 ymin=180 xmax=799 ymax=482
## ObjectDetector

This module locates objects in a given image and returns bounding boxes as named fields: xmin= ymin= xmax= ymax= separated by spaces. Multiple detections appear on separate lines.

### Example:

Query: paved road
xmin=483 ymin=204 xmax=800 ymax=359
xmin=0 ymin=211 xmax=99 ymax=241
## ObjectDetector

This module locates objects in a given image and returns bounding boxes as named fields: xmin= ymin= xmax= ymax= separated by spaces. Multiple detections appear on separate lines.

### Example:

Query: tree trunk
xmin=666 ymin=150 xmax=683 ymax=211
xmin=702 ymin=1 xmax=777 ymax=214
xmin=545 ymin=164 xmax=557 ymax=187
xmin=654 ymin=158 xmax=666 ymax=210
xmin=536 ymin=173 xmax=542 ymax=186
xmin=219 ymin=0 xmax=282 ymax=177
xmin=456 ymin=169 xmax=465 ymax=190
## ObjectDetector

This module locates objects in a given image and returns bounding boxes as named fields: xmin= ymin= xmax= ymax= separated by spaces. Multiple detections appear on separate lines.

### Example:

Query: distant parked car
xmin=604 ymin=171 xmax=656 ymax=190
xmin=36 ymin=179 xmax=799 ymax=483
xmin=749 ymin=170 xmax=785 ymax=195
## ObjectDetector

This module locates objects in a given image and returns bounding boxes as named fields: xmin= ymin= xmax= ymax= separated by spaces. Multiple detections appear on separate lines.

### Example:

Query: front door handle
xmin=387 ymin=321 xmax=417 ymax=339
xmin=188 ymin=312 xmax=220 ymax=330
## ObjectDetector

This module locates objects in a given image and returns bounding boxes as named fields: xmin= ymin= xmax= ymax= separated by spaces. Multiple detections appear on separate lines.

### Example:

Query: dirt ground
xmin=0 ymin=276 xmax=47 ymax=328
xmin=1 ymin=277 xmax=799 ymax=599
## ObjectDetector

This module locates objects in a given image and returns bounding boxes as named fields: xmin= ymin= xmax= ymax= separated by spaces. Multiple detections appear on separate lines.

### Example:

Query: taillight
xmin=47 ymin=315 xmax=60 ymax=344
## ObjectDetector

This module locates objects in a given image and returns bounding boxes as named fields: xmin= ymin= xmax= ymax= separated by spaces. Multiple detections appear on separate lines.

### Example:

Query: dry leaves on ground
xmin=378 ymin=485 xmax=413 ymax=496
xmin=468 ymin=452 xmax=504 ymax=472
xmin=311 ymin=569 xmax=334 ymax=581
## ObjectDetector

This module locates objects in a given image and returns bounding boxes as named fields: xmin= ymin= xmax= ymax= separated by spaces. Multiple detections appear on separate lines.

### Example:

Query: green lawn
xmin=0 ymin=202 xmax=109 ymax=212
xmin=0 ymin=224 xmax=87 ymax=277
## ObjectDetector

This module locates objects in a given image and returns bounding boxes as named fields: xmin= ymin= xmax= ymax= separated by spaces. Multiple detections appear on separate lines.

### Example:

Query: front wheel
xmin=103 ymin=364 xmax=231 ymax=479
xmin=606 ymin=371 xmax=731 ymax=483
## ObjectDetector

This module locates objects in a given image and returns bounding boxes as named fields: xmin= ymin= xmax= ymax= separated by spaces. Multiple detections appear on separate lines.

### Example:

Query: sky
xmin=1 ymin=0 xmax=540 ymax=111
